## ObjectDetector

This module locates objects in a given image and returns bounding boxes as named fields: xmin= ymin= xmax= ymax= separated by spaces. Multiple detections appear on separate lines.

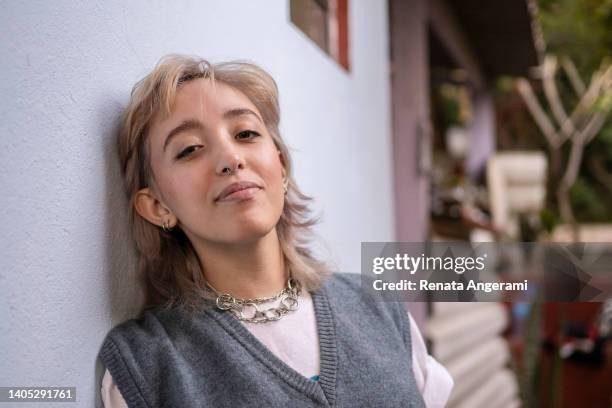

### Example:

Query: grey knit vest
xmin=98 ymin=272 xmax=426 ymax=407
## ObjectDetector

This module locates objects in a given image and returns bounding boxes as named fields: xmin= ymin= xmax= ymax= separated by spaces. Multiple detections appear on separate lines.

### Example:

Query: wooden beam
xmin=428 ymin=0 xmax=485 ymax=89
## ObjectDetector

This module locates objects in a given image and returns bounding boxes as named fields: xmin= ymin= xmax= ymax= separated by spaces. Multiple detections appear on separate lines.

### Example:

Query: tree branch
xmin=516 ymin=78 xmax=561 ymax=147
xmin=561 ymin=56 xmax=586 ymax=97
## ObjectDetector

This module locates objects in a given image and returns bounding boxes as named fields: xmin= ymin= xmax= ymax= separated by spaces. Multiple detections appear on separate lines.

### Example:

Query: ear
xmin=133 ymin=187 xmax=174 ymax=227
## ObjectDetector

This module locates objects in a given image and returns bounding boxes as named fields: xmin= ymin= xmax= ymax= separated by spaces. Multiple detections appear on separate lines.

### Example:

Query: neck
xmin=192 ymin=228 xmax=287 ymax=299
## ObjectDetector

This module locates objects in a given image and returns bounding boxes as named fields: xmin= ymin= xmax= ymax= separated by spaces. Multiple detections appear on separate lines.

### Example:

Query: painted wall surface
xmin=467 ymin=91 xmax=496 ymax=181
xmin=0 ymin=1 xmax=393 ymax=406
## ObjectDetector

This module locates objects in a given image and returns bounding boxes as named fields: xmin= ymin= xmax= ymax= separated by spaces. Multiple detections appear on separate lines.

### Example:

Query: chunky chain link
xmin=206 ymin=278 xmax=301 ymax=324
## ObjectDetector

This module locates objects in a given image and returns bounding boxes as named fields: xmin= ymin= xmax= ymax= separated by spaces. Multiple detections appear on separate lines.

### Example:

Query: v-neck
xmin=204 ymin=284 xmax=338 ymax=407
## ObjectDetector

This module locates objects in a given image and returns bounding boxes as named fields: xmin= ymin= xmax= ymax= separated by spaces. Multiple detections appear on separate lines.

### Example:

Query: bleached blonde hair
xmin=117 ymin=54 xmax=331 ymax=313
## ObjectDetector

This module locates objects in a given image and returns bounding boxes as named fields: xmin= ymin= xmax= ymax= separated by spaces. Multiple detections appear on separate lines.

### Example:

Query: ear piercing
xmin=161 ymin=219 xmax=174 ymax=232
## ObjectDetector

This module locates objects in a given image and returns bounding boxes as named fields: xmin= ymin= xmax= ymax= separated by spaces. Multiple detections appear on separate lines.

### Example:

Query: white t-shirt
xmin=101 ymin=290 xmax=453 ymax=407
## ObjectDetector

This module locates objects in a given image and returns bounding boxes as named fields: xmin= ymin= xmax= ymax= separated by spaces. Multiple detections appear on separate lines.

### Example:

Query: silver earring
xmin=161 ymin=220 xmax=174 ymax=232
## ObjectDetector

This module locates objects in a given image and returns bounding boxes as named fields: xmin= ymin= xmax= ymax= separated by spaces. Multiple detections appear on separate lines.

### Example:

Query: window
xmin=290 ymin=0 xmax=350 ymax=71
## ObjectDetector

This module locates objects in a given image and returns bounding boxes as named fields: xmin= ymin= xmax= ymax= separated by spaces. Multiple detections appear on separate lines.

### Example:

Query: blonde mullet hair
xmin=118 ymin=54 xmax=331 ymax=314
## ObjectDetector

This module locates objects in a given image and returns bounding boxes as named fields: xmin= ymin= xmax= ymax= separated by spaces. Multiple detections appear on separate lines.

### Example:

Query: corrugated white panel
xmin=453 ymin=369 xmax=518 ymax=408
xmin=503 ymin=398 xmax=522 ymax=408
xmin=426 ymin=303 xmax=508 ymax=361
xmin=426 ymin=302 xmax=520 ymax=408
xmin=446 ymin=337 xmax=510 ymax=405
xmin=431 ymin=301 xmax=487 ymax=318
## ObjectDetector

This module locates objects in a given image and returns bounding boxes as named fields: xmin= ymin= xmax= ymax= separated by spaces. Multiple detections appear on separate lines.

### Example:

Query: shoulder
xmin=97 ymin=305 xmax=202 ymax=404
xmin=320 ymin=272 xmax=410 ymax=333
xmin=321 ymin=272 xmax=400 ymax=310
xmin=320 ymin=270 xmax=390 ymax=299
xmin=101 ymin=300 xmax=213 ymax=345
xmin=322 ymin=271 xmax=361 ymax=291
xmin=98 ymin=311 xmax=159 ymax=370
xmin=101 ymin=309 xmax=165 ymax=347
xmin=98 ymin=304 xmax=189 ymax=366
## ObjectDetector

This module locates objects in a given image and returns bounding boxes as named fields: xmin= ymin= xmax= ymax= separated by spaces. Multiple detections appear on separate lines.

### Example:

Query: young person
xmin=99 ymin=55 xmax=453 ymax=407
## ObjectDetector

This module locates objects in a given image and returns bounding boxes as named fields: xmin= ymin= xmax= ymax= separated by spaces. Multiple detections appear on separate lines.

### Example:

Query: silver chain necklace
xmin=205 ymin=277 xmax=301 ymax=324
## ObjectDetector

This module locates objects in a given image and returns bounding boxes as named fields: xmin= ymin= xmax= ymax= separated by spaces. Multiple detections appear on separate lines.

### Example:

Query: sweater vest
xmin=98 ymin=272 xmax=426 ymax=407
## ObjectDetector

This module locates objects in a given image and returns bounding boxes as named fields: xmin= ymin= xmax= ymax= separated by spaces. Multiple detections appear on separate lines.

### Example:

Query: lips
xmin=215 ymin=181 xmax=262 ymax=202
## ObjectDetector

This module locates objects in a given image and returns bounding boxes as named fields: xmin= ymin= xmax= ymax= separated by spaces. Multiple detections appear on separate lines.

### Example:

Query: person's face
xmin=135 ymin=78 xmax=286 ymax=246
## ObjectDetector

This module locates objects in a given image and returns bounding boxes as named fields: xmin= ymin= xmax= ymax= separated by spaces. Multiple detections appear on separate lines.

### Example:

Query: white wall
xmin=0 ymin=1 xmax=393 ymax=406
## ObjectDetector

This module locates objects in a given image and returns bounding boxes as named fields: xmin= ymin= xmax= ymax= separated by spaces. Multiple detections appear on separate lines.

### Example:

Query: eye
xmin=236 ymin=130 xmax=260 ymax=140
xmin=176 ymin=145 xmax=203 ymax=160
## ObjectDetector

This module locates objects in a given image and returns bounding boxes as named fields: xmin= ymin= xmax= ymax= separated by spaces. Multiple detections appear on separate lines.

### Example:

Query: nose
xmin=214 ymin=135 xmax=245 ymax=176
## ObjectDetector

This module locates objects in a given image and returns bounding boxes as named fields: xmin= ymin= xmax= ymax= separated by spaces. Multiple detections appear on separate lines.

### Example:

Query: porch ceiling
xmin=445 ymin=0 xmax=541 ymax=77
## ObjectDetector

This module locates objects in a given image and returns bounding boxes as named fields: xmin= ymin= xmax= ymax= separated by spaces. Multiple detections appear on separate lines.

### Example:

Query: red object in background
xmin=588 ymin=323 xmax=598 ymax=341
xmin=504 ymin=302 xmax=612 ymax=407
xmin=543 ymin=302 xmax=612 ymax=408
xmin=542 ymin=303 xmax=601 ymax=343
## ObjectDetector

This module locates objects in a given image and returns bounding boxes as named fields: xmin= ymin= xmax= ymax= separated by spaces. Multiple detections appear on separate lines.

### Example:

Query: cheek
xmin=163 ymin=170 xmax=212 ymax=211
xmin=257 ymin=146 xmax=285 ymax=184
xmin=264 ymin=166 xmax=285 ymax=197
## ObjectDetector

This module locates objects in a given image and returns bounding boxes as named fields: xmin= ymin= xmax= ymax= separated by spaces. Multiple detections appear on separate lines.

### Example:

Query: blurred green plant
xmin=434 ymin=83 xmax=470 ymax=132
xmin=539 ymin=0 xmax=612 ymax=77
xmin=497 ymin=1 xmax=612 ymax=229
xmin=520 ymin=301 xmax=543 ymax=408
xmin=539 ymin=0 xmax=612 ymax=225
xmin=540 ymin=208 xmax=559 ymax=233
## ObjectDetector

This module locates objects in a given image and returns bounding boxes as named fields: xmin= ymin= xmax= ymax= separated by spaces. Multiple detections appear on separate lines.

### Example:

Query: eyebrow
xmin=163 ymin=119 xmax=205 ymax=152
xmin=162 ymin=108 xmax=263 ymax=153
xmin=223 ymin=108 xmax=263 ymax=124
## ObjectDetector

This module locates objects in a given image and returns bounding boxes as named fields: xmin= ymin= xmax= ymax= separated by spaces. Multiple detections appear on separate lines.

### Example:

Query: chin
xmin=222 ymin=218 xmax=277 ymax=244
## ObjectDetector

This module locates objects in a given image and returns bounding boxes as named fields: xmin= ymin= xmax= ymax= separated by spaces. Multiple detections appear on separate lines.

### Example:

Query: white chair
xmin=486 ymin=152 xmax=548 ymax=240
